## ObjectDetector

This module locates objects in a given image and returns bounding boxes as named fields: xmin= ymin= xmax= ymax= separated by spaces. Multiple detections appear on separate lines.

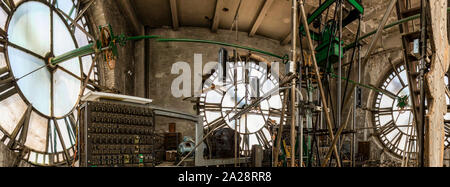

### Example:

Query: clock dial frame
xmin=371 ymin=63 xmax=450 ymax=159
xmin=199 ymin=61 xmax=284 ymax=153
xmin=0 ymin=0 xmax=99 ymax=166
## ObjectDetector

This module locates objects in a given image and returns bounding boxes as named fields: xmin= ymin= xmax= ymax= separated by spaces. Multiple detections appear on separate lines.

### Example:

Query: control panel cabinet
xmin=79 ymin=101 xmax=155 ymax=167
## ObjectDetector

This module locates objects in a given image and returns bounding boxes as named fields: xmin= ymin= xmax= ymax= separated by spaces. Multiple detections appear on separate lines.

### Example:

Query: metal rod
xmin=337 ymin=0 xmax=343 ymax=163
xmin=298 ymin=0 xmax=341 ymax=167
xmin=51 ymin=43 xmax=95 ymax=65
xmin=290 ymin=0 xmax=298 ymax=167
xmin=322 ymin=104 xmax=353 ymax=166
xmin=295 ymin=88 xmax=304 ymax=167
xmin=273 ymin=89 xmax=289 ymax=167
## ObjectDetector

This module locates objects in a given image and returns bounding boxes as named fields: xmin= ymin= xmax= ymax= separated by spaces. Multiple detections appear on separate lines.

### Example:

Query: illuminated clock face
xmin=0 ymin=0 xmax=99 ymax=166
xmin=200 ymin=61 xmax=283 ymax=152
xmin=372 ymin=64 xmax=450 ymax=158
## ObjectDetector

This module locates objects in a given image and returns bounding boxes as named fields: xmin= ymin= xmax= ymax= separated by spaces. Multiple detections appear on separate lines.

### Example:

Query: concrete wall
xmin=147 ymin=27 xmax=290 ymax=138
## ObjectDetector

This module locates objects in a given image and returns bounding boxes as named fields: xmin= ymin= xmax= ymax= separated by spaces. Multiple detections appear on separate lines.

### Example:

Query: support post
xmin=424 ymin=0 xmax=448 ymax=167
xmin=290 ymin=0 xmax=298 ymax=167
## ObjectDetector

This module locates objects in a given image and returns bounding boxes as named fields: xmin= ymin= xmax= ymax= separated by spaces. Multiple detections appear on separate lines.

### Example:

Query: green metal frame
xmin=347 ymin=0 xmax=364 ymax=14
xmin=300 ymin=0 xmax=364 ymax=41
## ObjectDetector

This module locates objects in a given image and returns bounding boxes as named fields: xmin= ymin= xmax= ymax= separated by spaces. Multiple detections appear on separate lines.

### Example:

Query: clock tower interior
xmin=0 ymin=0 xmax=449 ymax=168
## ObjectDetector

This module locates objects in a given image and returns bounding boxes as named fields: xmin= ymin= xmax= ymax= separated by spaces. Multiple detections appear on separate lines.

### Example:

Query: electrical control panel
xmin=78 ymin=101 xmax=155 ymax=167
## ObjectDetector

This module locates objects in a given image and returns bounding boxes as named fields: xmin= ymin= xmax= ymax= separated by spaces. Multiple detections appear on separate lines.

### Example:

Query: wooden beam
xmin=169 ymin=0 xmax=179 ymax=30
xmin=249 ymin=0 xmax=274 ymax=37
xmin=211 ymin=0 xmax=224 ymax=33
xmin=116 ymin=0 xmax=144 ymax=35
xmin=281 ymin=33 xmax=292 ymax=45
xmin=424 ymin=0 xmax=448 ymax=167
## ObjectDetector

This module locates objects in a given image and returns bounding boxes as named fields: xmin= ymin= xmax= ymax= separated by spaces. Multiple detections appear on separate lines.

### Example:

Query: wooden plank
xmin=211 ymin=0 xmax=224 ymax=32
xmin=424 ymin=0 xmax=448 ymax=167
xmin=169 ymin=0 xmax=179 ymax=30
xmin=249 ymin=0 xmax=274 ymax=37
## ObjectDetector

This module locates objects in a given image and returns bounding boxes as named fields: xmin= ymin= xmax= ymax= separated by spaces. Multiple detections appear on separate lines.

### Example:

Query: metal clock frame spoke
xmin=0 ymin=0 xmax=99 ymax=166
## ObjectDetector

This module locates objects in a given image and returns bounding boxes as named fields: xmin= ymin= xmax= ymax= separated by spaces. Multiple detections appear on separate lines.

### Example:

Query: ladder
xmin=395 ymin=0 xmax=425 ymax=165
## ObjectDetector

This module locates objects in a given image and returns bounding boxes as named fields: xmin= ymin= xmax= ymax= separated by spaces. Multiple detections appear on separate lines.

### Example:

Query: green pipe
xmin=299 ymin=0 xmax=363 ymax=41
xmin=344 ymin=7 xmax=450 ymax=51
xmin=50 ymin=35 xmax=161 ymax=65
xmin=67 ymin=5 xmax=75 ymax=21
xmin=307 ymin=0 xmax=335 ymax=26
xmin=330 ymin=73 xmax=400 ymax=99
xmin=157 ymin=38 xmax=289 ymax=61
xmin=127 ymin=35 xmax=160 ymax=41
xmin=50 ymin=35 xmax=289 ymax=65
xmin=347 ymin=0 xmax=364 ymax=14
xmin=51 ymin=43 xmax=95 ymax=65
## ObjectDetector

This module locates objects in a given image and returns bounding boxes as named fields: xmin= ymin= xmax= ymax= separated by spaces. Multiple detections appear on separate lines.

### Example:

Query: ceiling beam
xmin=211 ymin=0 xmax=224 ymax=33
xmin=116 ymin=0 xmax=144 ymax=35
xmin=169 ymin=0 xmax=179 ymax=30
xmin=249 ymin=0 xmax=274 ymax=37
xmin=281 ymin=33 xmax=293 ymax=45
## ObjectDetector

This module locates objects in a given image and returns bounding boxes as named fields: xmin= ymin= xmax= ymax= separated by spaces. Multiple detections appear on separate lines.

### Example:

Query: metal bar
xmin=322 ymin=106 xmax=353 ymax=166
xmin=347 ymin=0 xmax=364 ymax=13
xmin=273 ymin=89 xmax=289 ymax=167
xmin=127 ymin=35 xmax=160 ymax=41
xmin=299 ymin=0 xmax=341 ymax=167
xmin=306 ymin=0 xmax=335 ymax=26
xmin=290 ymin=0 xmax=297 ymax=167
xmin=337 ymin=0 xmax=343 ymax=164
xmin=50 ymin=43 xmax=95 ymax=65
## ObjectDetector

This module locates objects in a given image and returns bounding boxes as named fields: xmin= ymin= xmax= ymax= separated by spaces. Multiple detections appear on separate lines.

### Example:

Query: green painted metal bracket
xmin=306 ymin=0 xmax=335 ymax=26
xmin=347 ymin=0 xmax=364 ymax=14
xmin=300 ymin=0 xmax=363 ymax=41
